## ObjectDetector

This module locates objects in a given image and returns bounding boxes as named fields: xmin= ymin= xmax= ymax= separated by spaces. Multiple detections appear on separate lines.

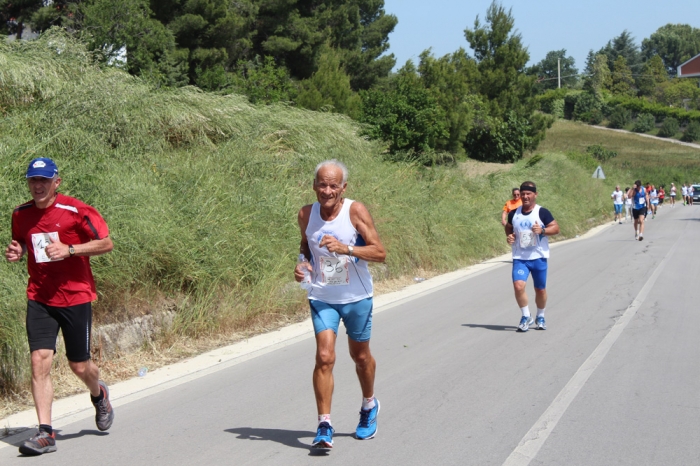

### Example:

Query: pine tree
xmin=584 ymin=54 xmax=612 ymax=98
xmin=597 ymin=30 xmax=642 ymax=72
xmin=416 ymin=48 xmax=479 ymax=154
xmin=611 ymin=56 xmax=636 ymax=96
xmin=637 ymin=55 xmax=668 ymax=97
xmin=296 ymin=48 xmax=361 ymax=119
xmin=464 ymin=1 xmax=534 ymax=117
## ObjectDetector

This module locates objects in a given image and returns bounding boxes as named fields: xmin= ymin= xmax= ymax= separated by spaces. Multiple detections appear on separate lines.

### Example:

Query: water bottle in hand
xmin=298 ymin=254 xmax=313 ymax=291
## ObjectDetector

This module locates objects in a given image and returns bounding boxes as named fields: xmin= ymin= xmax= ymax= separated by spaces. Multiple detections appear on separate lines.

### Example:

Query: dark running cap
xmin=26 ymin=158 xmax=58 ymax=178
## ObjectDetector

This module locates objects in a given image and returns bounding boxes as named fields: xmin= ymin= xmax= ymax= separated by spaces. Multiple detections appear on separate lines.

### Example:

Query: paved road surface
xmin=1 ymin=205 xmax=699 ymax=465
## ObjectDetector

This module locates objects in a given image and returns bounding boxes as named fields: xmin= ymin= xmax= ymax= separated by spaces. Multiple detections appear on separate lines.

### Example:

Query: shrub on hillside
xmin=578 ymin=109 xmax=604 ymax=125
xmin=633 ymin=113 xmax=656 ymax=133
xmin=360 ymin=77 xmax=448 ymax=157
xmin=607 ymin=96 xmax=700 ymax=124
xmin=607 ymin=106 xmax=631 ymax=129
xmin=536 ymin=89 xmax=567 ymax=118
xmin=682 ymin=121 xmax=700 ymax=142
xmin=548 ymin=99 xmax=565 ymax=119
xmin=658 ymin=117 xmax=679 ymax=138
xmin=586 ymin=144 xmax=617 ymax=162
xmin=573 ymin=92 xmax=602 ymax=122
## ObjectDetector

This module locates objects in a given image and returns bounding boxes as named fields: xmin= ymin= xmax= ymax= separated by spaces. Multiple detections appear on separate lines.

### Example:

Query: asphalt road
xmin=2 ymin=204 xmax=699 ymax=465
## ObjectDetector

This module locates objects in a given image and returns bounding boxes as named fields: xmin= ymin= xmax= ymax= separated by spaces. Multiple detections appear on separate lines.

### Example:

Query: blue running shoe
xmin=517 ymin=316 xmax=534 ymax=332
xmin=312 ymin=422 xmax=334 ymax=449
xmin=535 ymin=316 xmax=547 ymax=330
xmin=356 ymin=399 xmax=380 ymax=440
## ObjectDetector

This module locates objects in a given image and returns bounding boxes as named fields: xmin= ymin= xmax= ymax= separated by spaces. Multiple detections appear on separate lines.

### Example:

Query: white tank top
xmin=305 ymin=199 xmax=373 ymax=304
xmin=511 ymin=205 xmax=550 ymax=260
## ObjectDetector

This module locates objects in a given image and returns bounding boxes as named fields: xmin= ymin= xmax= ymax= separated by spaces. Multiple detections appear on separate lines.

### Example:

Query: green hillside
xmin=0 ymin=32 xmax=618 ymax=398
xmin=538 ymin=120 xmax=700 ymax=185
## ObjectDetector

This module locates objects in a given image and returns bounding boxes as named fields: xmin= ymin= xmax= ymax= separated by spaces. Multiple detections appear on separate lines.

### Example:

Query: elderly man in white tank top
xmin=294 ymin=160 xmax=386 ymax=449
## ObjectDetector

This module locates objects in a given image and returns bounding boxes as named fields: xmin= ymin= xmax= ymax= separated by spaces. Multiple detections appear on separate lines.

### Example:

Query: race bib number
xmin=31 ymin=232 xmax=62 ymax=263
xmin=519 ymin=229 xmax=538 ymax=249
xmin=319 ymin=256 xmax=350 ymax=286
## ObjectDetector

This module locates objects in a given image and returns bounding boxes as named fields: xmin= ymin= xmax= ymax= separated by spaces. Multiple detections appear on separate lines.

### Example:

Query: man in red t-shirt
xmin=5 ymin=158 xmax=115 ymax=456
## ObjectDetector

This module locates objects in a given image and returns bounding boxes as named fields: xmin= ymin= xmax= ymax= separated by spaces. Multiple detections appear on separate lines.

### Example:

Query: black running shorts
xmin=632 ymin=207 xmax=647 ymax=219
xmin=26 ymin=300 xmax=93 ymax=362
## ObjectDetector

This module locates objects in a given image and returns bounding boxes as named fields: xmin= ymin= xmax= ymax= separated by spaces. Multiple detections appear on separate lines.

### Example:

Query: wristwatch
xmin=69 ymin=245 xmax=75 ymax=257
xmin=347 ymin=245 xmax=354 ymax=256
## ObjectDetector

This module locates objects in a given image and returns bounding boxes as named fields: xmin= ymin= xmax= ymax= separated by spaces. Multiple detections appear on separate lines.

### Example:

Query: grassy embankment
xmin=0 ymin=32 xmax=632 ymax=407
xmin=538 ymin=120 xmax=700 ymax=186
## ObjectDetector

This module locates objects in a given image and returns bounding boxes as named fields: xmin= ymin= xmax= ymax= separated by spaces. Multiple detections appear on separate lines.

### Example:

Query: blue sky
xmin=382 ymin=0 xmax=700 ymax=71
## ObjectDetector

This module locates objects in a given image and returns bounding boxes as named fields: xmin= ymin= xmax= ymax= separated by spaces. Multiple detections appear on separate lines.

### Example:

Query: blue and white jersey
xmin=633 ymin=188 xmax=647 ymax=209
xmin=650 ymin=189 xmax=658 ymax=204
xmin=509 ymin=205 xmax=553 ymax=260
xmin=305 ymin=199 xmax=373 ymax=304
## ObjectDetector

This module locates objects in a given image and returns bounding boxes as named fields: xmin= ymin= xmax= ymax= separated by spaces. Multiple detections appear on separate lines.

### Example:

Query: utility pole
xmin=558 ymin=58 xmax=561 ymax=89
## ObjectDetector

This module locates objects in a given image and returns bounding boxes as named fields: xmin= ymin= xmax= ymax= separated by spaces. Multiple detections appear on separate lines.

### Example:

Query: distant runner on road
xmin=670 ymin=183 xmax=676 ymax=207
xmin=501 ymin=188 xmax=522 ymax=226
xmin=505 ymin=181 xmax=560 ymax=332
xmin=682 ymin=183 xmax=688 ymax=205
xmin=611 ymin=186 xmax=624 ymax=224
xmin=627 ymin=180 xmax=650 ymax=241
xmin=294 ymin=160 xmax=387 ymax=449
xmin=688 ymin=184 xmax=694 ymax=206
xmin=649 ymin=185 xmax=658 ymax=219
xmin=5 ymin=158 xmax=115 ymax=456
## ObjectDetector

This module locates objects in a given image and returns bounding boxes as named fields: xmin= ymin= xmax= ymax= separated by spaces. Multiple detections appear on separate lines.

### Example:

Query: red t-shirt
xmin=11 ymin=193 xmax=110 ymax=307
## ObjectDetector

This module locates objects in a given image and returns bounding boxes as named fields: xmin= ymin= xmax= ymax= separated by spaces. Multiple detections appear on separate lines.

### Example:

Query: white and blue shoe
xmin=535 ymin=316 xmax=547 ymax=330
xmin=356 ymin=399 xmax=380 ymax=440
xmin=517 ymin=316 xmax=534 ymax=332
xmin=312 ymin=422 xmax=334 ymax=449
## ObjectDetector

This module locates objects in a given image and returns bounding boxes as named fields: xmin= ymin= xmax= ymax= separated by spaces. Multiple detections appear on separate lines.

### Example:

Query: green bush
xmin=548 ymin=99 xmax=565 ymax=119
xmin=360 ymin=76 xmax=448 ymax=158
xmin=573 ymin=92 xmax=602 ymax=122
xmin=586 ymin=144 xmax=617 ymax=162
xmin=579 ymin=109 xmax=604 ymax=125
xmin=681 ymin=121 xmax=700 ymax=142
xmin=633 ymin=113 xmax=656 ymax=133
xmin=464 ymin=111 xmax=548 ymax=163
xmin=536 ymin=88 xmax=567 ymax=116
xmin=563 ymin=91 xmax=583 ymax=120
xmin=658 ymin=117 xmax=680 ymax=138
xmin=231 ymin=56 xmax=297 ymax=105
xmin=607 ymin=106 xmax=631 ymax=129
xmin=608 ymin=96 xmax=700 ymax=124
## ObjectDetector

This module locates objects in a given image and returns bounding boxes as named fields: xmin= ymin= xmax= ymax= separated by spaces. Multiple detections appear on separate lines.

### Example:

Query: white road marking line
xmin=502 ymin=233 xmax=682 ymax=466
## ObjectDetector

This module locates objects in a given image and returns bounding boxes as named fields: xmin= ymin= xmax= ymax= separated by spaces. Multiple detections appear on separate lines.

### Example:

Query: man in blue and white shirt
xmin=627 ymin=180 xmax=650 ymax=241
xmin=505 ymin=181 xmax=560 ymax=332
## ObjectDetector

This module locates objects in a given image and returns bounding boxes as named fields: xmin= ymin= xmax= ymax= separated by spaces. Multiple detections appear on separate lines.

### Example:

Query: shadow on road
xmin=225 ymin=427 xmax=354 ymax=456
xmin=56 ymin=429 xmax=108 ymax=441
xmin=462 ymin=324 xmax=517 ymax=331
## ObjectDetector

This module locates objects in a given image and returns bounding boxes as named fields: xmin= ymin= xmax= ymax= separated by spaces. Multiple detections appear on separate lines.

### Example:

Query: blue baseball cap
xmin=26 ymin=158 xmax=59 ymax=178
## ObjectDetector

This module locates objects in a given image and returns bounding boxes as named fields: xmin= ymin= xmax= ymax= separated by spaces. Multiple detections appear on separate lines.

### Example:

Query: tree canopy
xmin=527 ymin=49 xmax=578 ymax=92
xmin=642 ymin=24 xmax=700 ymax=73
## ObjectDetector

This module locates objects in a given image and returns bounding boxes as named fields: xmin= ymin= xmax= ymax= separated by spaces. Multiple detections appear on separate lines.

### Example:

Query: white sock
xmin=537 ymin=308 xmax=545 ymax=318
xmin=318 ymin=414 xmax=331 ymax=426
xmin=520 ymin=306 xmax=530 ymax=318
xmin=362 ymin=396 xmax=376 ymax=410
